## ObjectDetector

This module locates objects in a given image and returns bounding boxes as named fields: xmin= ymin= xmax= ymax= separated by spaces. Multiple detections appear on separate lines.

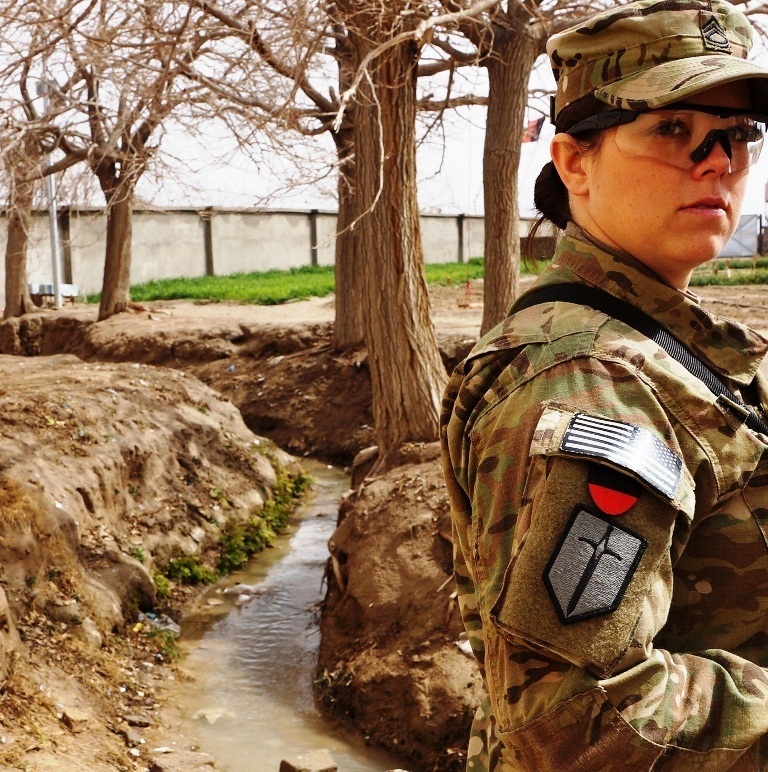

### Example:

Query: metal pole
xmin=37 ymin=77 xmax=62 ymax=308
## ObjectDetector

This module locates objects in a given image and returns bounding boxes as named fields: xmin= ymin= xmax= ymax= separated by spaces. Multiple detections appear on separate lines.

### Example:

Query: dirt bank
xmin=0 ymin=354 xmax=300 ymax=770
xmin=316 ymin=447 xmax=485 ymax=771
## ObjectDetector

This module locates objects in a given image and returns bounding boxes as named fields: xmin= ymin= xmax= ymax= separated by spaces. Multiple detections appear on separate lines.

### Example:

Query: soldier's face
xmin=569 ymin=82 xmax=751 ymax=290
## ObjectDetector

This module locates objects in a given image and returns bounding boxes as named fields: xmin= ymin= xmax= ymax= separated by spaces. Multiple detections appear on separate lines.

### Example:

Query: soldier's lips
xmin=680 ymin=196 xmax=727 ymax=215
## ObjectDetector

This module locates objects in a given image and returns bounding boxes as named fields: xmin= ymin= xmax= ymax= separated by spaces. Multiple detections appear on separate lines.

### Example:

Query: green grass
xmin=691 ymin=271 xmax=768 ymax=287
xmin=165 ymin=555 xmax=218 ymax=585
xmin=86 ymin=254 xmax=768 ymax=304
xmin=690 ymin=256 xmax=768 ymax=286
xmin=87 ymin=257 xmax=553 ymax=306
xmin=424 ymin=257 xmax=485 ymax=285
xmin=105 ymin=265 xmax=337 ymax=305
xmin=712 ymin=257 xmax=768 ymax=270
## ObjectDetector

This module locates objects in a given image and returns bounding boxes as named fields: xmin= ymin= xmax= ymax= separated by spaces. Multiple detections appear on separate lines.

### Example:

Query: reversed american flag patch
xmin=560 ymin=413 xmax=682 ymax=499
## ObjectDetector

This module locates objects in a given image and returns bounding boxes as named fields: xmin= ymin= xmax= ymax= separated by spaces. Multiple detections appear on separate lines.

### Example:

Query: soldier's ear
xmin=551 ymin=134 xmax=591 ymax=197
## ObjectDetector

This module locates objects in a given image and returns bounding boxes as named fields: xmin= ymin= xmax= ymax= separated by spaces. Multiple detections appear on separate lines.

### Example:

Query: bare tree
xmin=187 ymin=0 xmax=368 ymax=349
xmin=2 ymin=131 xmax=42 ymax=319
xmin=60 ymin=3 xmax=217 ymax=319
xmin=193 ymin=0 xmax=498 ymax=463
xmin=425 ymin=2 xmax=566 ymax=334
xmin=0 ymin=1 xmax=220 ymax=320
xmin=0 ymin=0 xmax=96 ymax=319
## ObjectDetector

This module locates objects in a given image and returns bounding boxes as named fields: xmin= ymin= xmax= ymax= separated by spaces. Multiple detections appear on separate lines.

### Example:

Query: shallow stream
xmin=168 ymin=461 xmax=408 ymax=771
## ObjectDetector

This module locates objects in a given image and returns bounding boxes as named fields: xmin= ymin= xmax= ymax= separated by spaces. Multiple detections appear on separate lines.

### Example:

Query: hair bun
xmin=534 ymin=161 xmax=569 ymax=230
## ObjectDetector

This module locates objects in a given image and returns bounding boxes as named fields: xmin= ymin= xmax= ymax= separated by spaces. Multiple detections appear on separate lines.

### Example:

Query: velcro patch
xmin=561 ymin=413 xmax=682 ymax=500
xmin=544 ymin=508 xmax=647 ymax=625
xmin=700 ymin=13 xmax=731 ymax=54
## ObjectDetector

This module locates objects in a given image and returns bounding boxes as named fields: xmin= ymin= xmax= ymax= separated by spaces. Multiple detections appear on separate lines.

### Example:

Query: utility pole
xmin=36 ymin=76 xmax=62 ymax=309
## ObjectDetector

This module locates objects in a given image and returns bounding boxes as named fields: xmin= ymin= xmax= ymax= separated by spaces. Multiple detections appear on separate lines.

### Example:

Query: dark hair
xmin=524 ymin=96 xmax=609 ymax=266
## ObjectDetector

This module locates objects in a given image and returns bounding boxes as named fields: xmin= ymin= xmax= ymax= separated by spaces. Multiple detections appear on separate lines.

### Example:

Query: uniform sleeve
xmin=462 ymin=357 xmax=768 ymax=771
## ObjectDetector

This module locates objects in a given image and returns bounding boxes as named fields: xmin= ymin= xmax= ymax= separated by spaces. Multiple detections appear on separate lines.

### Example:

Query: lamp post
xmin=36 ymin=76 xmax=62 ymax=309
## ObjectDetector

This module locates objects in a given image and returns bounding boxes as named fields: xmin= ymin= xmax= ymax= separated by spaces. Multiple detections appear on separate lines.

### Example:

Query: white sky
xmin=134 ymin=48 xmax=768 ymax=222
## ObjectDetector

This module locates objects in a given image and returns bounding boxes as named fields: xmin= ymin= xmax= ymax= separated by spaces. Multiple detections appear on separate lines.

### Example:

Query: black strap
xmin=512 ymin=283 xmax=768 ymax=436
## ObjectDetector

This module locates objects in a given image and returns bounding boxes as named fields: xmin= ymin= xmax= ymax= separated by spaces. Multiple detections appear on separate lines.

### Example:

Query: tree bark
xmin=4 ymin=137 xmax=40 ymax=319
xmin=480 ymin=30 xmax=538 ymax=335
xmin=348 ymin=30 xmax=447 ymax=464
xmin=331 ymin=126 xmax=364 ymax=350
xmin=97 ymin=175 xmax=135 ymax=321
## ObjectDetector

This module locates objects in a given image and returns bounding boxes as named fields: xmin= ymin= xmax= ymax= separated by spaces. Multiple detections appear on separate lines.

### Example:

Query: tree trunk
xmin=331 ymin=126 xmax=364 ymax=350
xmin=4 ymin=138 xmax=40 ymax=319
xmin=481 ymin=31 xmax=538 ymax=336
xmin=97 ymin=176 xmax=135 ymax=321
xmin=349 ymin=34 xmax=447 ymax=463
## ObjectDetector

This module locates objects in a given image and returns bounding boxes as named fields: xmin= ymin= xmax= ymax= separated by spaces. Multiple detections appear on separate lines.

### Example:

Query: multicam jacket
xmin=440 ymin=225 xmax=768 ymax=771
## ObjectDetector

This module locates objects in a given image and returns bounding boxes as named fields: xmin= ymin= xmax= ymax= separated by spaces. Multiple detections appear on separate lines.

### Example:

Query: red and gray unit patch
xmin=543 ymin=413 xmax=682 ymax=624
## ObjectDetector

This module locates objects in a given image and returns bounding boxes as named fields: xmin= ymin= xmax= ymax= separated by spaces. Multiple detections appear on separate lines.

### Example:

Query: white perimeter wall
xmin=0 ymin=207 xmax=549 ymax=298
xmin=212 ymin=211 xmax=311 ymax=274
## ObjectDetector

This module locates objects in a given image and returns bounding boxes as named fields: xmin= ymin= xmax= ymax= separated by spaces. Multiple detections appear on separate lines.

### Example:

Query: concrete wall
xmin=68 ymin=210 xmax=106 ymax=294
xmin=315 ymin=212 xmax=337 ymax=267
xmin=134 ymin=211 xmax=208 ymax=284
xmin=0 ymin=213 xmax=53 ymax=288
xmin=465 ymin=216 xmax=485 ymax=260
xmin=212 ymin=210 xmax=312 ymax=274
xmin=420 ymin=215 xmax=461 ymax=264
xmin=0 ymin=207 xmax=551 ymax=300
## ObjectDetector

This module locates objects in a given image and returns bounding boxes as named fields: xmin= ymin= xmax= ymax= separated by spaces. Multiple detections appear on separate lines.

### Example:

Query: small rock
xmin=455 ymin=638 xmax=473 ymax=657
xmin=61 ymin=708 xmax=89 ymax=733
xmin=46 ymin=600 xmax=83 ymax=625
xmin=279 ymin=748 xmax=337 ymax=772
xmin=222 ymin=583 xmax=261 ymax=597
xmin=148 ymin=750 xmax=216 ymax=771
xmin=75 ymin=616 xmax=103 ymax=649
xmin=190 ymin=526 xmax=206 ymax=543
xmin=118 ymin=726 xmax=144 ymax=746
xmin=192 ymin=707 xmax=236 ymax=724
xmin=124 ymin=714 xmax=152 ymax=728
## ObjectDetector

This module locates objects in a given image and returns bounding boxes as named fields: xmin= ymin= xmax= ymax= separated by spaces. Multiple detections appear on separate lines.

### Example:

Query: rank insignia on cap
xmin=588 ymin=463 xmax=641 ymax=516
xmin=561 ymin=413 xmax=682 ymax=500
xmin=701 ymin=14 xmax=731 ymax=54
xmin=544 ymin=508 xmax=647 ymax=624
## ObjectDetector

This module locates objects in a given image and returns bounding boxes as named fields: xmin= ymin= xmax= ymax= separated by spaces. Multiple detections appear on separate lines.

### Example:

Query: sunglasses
xmin=566 ymin=104 xmax=768 ymax=172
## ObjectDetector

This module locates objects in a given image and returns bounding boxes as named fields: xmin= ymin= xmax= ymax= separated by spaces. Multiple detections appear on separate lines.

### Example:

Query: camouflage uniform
xmin=440 ymin=226 xmax=768 ymax=770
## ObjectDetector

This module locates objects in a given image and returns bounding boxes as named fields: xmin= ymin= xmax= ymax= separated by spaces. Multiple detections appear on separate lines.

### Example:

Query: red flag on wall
xmin=522 ymin=116 xmax=545 ymax=143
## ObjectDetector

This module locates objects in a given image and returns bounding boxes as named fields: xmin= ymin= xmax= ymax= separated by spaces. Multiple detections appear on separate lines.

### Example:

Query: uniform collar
xmin=525 ymin=224 xmax=768 ymax=385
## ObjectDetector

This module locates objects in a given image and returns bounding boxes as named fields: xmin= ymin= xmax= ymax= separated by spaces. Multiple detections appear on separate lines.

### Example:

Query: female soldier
xmin=441 ymin=1 xmax=768 ymax=769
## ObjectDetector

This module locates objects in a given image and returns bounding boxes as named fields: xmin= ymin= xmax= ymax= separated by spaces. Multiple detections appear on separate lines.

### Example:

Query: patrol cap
xmin=547 ymin=0 xmax=768 ymax=124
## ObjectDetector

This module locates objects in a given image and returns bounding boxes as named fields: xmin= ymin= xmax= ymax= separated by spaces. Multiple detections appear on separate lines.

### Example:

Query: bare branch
xmin=419 ymin=94 xmax=488 ymax=110
xmin=333 ymin=0 xmax=502 ymax=130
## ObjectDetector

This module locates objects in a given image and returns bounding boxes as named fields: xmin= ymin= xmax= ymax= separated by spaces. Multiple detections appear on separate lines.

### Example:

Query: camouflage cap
xmin=547 ymin=0 xmax=768 ymax=123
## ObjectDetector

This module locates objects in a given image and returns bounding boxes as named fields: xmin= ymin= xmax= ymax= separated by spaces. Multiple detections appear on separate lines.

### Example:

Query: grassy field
xmin=690 ymin=257 xmax=768 ymax=286
xmin=87 ymin=254 xmax=768 ymax=305
xmin=91 ymin=258 xmax=492 ymax=305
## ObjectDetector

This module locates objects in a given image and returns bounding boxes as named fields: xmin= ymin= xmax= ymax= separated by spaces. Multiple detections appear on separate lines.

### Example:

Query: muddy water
xmin=170 ymin=461 xmax=409 ymax=772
